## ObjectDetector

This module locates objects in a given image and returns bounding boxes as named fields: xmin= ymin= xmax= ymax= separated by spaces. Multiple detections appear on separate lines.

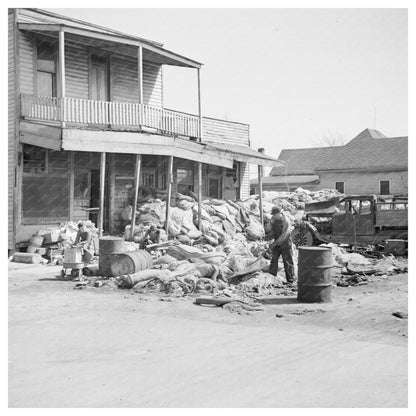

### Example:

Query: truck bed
xmin=375 ymin=208 xmax=408 ymax=228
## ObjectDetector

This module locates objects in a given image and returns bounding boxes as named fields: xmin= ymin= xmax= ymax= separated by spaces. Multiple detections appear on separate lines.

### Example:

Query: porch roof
xmin=204 ymin=141 xmax=282 ymax=167
xmin=20 ymin=121 xmax=280 ymax=168
xmin=18 ymin=21 xmax=202 ymax=69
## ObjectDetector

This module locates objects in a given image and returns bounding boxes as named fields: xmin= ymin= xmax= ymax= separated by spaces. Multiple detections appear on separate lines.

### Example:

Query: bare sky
xmin=49 ymin=8 xmax=408 ymax=158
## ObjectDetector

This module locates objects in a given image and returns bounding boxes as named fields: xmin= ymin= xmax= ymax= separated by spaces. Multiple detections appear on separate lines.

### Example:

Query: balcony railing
xmin=20 ymin=94 xmax=201 ymax=138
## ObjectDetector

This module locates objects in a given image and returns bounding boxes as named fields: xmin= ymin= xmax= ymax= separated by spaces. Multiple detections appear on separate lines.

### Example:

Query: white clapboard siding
xmin=111 ymin=54 xmax=139 ymax=103
xmin=112 ymin=55 xmax=162 ymax=108
xmin=8 ymin=11 xmax=16 ymax=250
xmin=239 ymin=162 xmax=250 ymax=200
xmin=202 ymin=117 xmax=251 ymax=198
xmin=65 ymin=43 xmax=89 ymax=99
xmin=143 ymin=61 xmax=163 ymax=107
xmin=202 ymin=117 xmax=250 ymax=146
xmin=18 ymin=31 xmax=34 ymax=95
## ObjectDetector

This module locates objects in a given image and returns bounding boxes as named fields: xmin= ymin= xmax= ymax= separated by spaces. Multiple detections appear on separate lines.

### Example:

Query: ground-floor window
xmin=335 ymin=181 xmax=345 ymax=193
xmin=22 ymin=145 xmax=70 ymax=223
xmin=380 ymin=180 xmax=390 ymax=195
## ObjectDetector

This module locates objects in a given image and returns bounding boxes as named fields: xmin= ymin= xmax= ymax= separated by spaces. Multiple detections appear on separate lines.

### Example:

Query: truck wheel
xmin=292 ymin=228 xmax=313 ymax=247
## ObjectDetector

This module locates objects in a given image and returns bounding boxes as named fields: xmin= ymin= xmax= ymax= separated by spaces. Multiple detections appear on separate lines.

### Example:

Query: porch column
xmin=108 ymin=154 xmax=116 ymax=234
xmin=258 ymin=148 xmax=265 ymax=227
xmin=198 ymin=162 xmax=202 ymax=230
xmin=98 ymin=152 xmax=106 ymax=238
xmin=165 ymin=156 xmax=174 ymax=238
xmin=58 ymin=30 xmax=66 ymax=128
xmin=130 ymin=154 xmax=142 ymax=241
xmin=197 ymin=68 xmax=202 ymax=142
xmin=138 ymin=46 xmax=143 ymax=127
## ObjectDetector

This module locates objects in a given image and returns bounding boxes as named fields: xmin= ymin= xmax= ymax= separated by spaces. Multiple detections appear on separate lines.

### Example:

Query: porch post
xmin=98 ymin=152 xmax=106 ymax=238
xmin=198 ymin=162 xmax=202 ymax=230
xmin=130 ymin=154 xmax=142 ymax=241
xmin=138 ymin=46 xmax=143 ymax=127
xmin=165 ymin=156 xmax=174 ymax=238
xmin=58 ymin=30 xmax=66 ymax=128
xmin=197 ymin=68 xmax=202 ymax=142
xmin=258 ymin=148 xmax=265 ymax=227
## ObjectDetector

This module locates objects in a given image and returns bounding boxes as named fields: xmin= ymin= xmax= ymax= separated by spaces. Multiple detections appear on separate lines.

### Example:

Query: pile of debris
xmin=12 ymin=187 xmax=407 ymax=305
xmin=326 ymin=243 xmax=408 ymax=287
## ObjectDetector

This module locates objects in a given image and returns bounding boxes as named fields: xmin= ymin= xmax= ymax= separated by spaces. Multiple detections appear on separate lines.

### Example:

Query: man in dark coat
xmin=268 ymin=206 xmax=295 ymax=283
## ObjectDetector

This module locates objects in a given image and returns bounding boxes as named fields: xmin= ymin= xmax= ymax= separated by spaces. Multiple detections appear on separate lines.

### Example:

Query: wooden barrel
xmin=297 ymin=246 xmax=333 ymax=303
xmin=110 ymin=250 xmax=153 ymax=277
xmin=27 ymin=235 xmax=44 ymax=253
xmin=99 ymin=237 xmax=125 ymax=277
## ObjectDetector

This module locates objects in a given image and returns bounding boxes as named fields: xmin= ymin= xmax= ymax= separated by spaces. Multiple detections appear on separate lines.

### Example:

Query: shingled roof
xmin=315 ymin=135 xmax=407 ymax=171
xmin=269 ymin=146 xmax=341 ymax=176
xmin=270 ymin=129 xmax=407 ymax=176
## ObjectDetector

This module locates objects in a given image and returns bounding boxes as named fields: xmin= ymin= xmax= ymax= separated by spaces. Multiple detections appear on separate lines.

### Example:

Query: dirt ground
xmin=8 ymin=262 xmax=408 ymax=408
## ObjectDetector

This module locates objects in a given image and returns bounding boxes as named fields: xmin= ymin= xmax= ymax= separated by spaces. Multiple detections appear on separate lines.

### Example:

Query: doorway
xmin=90 ymin=55 xmax=109 ymax=101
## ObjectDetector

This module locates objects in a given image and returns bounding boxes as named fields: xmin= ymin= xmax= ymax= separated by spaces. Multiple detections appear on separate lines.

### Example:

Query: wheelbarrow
xmin=60 ymin=246 xmax=85 ymax=280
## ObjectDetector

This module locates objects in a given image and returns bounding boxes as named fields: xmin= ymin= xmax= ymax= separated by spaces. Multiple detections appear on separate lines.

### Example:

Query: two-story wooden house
xmin=8 ymin=8 xmax=279 ymax=251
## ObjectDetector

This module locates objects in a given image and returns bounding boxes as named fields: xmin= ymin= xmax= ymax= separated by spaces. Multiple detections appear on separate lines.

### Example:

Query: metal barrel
xmin=99 ymin=237 xmax=125 ymax=277
xmin=297 ymin=246 xmax=333 ymax=303
xmin=110 ymin=250 xmax=153 ymax=277
xmin=27 ymin=235 xmax=44 ymax=253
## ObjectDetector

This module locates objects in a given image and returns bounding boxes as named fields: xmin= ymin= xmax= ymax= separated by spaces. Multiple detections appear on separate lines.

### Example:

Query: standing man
xmin=75 ymin=222 xmax=93 ymax=263
xmin=268 ymin=206 xmax=295 ymax=284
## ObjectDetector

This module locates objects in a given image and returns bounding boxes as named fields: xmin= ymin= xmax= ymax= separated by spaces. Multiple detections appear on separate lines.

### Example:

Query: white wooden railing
xmin=20 ymin=94 xmax=201 ymax=138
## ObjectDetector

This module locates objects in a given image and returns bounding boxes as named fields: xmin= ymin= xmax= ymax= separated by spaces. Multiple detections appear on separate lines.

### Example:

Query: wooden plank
xmin=98 ymin=153 xmax=106 ymax=238
xmin=108 ymin=154 xmax=116 ymax=234
xmin=198 ymin=162 xmax=202 ymax=230
xmin=138 ymin=46 xmax=143 ymax=105
xmin=11 ymin=9 xmax=19 ymax=251
xmin=59 ymin=30 xmax=66 ymax=128
xmin=197 ymin=68 xmax=202 ymax=141
xmin=130 ymin=154 xmax=142 ymax=241
xmin=69 ymin=151 xmax=74 ymax=221
xmin=19 ymin=129 xmax=62 ymax=151
xmin=61 ymin=129 xmax=234 ymax=168
xmin=165 ymin=156 xmax=173 ymax=237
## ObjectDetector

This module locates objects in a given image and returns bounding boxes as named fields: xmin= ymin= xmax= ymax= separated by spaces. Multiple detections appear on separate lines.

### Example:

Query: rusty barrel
xmin=99 ymin=237 xmax=125 ymax=277
xmin=297 ymin=246 xmax=333 ymax=303
xmin=110 ymin=250 xmax=153 ymax=277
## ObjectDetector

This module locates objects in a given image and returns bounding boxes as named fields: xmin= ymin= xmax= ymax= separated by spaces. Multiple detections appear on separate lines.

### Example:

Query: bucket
xmin=385 ymin=239 xmax=406 ymax=256
xmin=297 ymin=246 xmax=333 ymax=303
xmin=27 ymin=235 xmax=44 ymax=253
xmin=99 ymin=237 xmax=126 ymax=277
xmin=110 ymin=250 xmax=153 ymax=276
xmin=64 ymin=247 xmax=83 ymax=264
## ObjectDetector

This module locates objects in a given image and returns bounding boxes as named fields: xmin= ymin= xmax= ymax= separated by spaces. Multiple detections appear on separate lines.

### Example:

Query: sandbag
xmin=116 ymin=269 xmax=173 ymax=289
xmin=245 ymin=218 xmax=265 ymax=240
xmin=198 ymin=251 xmax=227 ymax=264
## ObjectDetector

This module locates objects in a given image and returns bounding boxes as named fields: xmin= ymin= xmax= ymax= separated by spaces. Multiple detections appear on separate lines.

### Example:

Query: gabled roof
xmin=270 ymin=129 xmax=407 ymax=176
xmin=269 ymin=146 xmax=341 ymax=176
xmin=315 ymin=135 xmax=408 ymax=171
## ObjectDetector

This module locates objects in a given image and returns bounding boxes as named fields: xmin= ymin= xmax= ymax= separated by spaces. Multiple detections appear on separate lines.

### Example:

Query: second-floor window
xmin=36 ymin=41 xmax=56 ymax=97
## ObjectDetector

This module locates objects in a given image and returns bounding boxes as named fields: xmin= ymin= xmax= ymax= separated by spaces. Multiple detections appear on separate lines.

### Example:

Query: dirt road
xmin=8 ymin=263 xmax=408 ymax=407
